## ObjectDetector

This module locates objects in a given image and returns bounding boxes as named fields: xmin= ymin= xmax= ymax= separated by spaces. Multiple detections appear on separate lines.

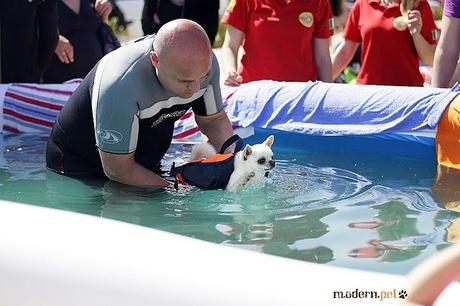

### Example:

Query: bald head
xmin=153 ymin=19 xmax=212 ymax=62
xmin=150 ymin=19 xmax=214 ymax=99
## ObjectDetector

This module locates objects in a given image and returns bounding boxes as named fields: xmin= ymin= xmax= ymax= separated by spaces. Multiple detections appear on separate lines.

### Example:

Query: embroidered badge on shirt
xmin=299 ymin=12 xmax=314 ymax=28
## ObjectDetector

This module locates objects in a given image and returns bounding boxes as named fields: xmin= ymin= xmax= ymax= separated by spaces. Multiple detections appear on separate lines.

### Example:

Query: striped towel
xmin=2 ymin=80 xmax=80 ymax=133
xmin=1 ymin=79 xmax=208 ymax=142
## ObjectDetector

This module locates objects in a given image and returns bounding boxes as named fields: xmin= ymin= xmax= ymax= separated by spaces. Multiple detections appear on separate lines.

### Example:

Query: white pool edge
xmin=0 ymin=200 xmax=457 ymax=306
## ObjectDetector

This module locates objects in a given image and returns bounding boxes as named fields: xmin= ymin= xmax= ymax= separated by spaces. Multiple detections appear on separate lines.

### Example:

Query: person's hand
xmin=223 ymin=71 xmax=243 ymax=86
xmin=407 ymin=10 xmax=422 ymax=36
xmin=55 ymin=35 xmax=74 ymax=64
xmin=94 ymin=0 xmax=112 ymax=22
xmin=153 ymin=13 xmax=161 ymax=25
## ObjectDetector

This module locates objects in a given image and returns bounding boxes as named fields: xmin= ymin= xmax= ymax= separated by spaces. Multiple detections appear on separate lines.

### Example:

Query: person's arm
xmin=432 ymin=15 xmax=460 ymax=88
xmin=98 ymin=150 xmax=170 ymax=189
xmin=141 ymin=0 xmax=160 ymax=35
xmin=221 ymin=25 xmax=244 ymax=86
xmin=331 ymin=39 xmax=359 ymax=80
xmin=195 ymin=109 xmax=235 ymax=153
xmin=313 ymin=37 xmax=332 ymax=82
xmin=403 ymin=242 xmax=460 ymax=306
xmin=408 ymin=10 xmax=436 ymax=66
xmin=36 ymin=0 xmax=59 ymax=76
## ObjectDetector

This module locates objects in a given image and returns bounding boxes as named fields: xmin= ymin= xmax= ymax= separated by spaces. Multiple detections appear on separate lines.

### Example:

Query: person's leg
xmin=436 ymin=93 xmax=460 ymax=170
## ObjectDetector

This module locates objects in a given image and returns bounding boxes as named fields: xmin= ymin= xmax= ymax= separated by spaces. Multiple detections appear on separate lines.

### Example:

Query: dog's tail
xmin=190 ymin=143 xmax=217 ymax=160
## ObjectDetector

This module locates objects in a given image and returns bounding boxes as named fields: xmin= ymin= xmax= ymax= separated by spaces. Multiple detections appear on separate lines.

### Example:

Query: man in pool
xmin=46 ymin=19 xmax=235 ymax=189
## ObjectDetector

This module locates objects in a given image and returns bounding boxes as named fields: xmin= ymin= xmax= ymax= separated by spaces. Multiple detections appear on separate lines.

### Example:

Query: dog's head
xmin=240 ymin=135 xmax=275 ymax=174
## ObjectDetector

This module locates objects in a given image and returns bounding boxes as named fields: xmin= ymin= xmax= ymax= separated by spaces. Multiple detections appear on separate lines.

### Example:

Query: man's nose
xmin=188 ymin=80 xmax=200 ymax=93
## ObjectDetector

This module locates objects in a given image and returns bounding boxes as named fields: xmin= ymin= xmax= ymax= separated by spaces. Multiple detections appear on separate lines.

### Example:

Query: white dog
xmin=191 ymin=135 xmax=275 ymax=191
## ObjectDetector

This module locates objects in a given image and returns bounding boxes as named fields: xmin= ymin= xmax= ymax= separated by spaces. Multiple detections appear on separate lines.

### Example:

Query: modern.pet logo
xmin=333 ymin=288 xmax=408 ymax=301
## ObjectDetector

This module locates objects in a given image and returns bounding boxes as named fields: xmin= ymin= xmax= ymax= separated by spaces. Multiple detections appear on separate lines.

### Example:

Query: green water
xmin=1 ymin=132 xmax=458 ymax=275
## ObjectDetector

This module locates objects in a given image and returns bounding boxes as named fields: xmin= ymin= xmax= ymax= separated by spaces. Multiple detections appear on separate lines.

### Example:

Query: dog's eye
xmin=257 ymin=158 xmax=266 ymax=164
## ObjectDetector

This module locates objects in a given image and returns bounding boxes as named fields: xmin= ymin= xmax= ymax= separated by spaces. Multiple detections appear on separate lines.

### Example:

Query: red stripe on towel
xmin=3 ymin=125 xmax=21 ymax=133
xmin=172 ymin=126 xmax=200 ymax=139
xmin=179 ymin=111 xmax=193 ymax=120
xmin=12 ymin=84 xmax=75 ymax=96
xmin=4 ymin=109 xmax=54 ymax=127
xmin=6 ymin=92 xmax=63 ymax=111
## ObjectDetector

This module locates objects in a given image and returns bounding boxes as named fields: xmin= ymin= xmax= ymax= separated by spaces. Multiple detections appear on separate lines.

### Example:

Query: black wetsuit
xmin=46 ymin=35 xmax=223 ymax=176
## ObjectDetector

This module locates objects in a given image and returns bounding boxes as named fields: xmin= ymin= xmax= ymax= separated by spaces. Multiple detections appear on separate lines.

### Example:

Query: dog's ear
xmin=263 ymin=135 xmax=274 ymax=148
xmin=243 ymin=144 xmax=252 ymax=160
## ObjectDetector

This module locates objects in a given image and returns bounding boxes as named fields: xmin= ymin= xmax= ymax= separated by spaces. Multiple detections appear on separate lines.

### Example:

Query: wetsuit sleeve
xmin=92 ymin=57 xmax=140 ymax=154
xmin=37 ymin=0 xmax=59 ymax=76
xmin=192 ymin=53 xmax=224 ymax=116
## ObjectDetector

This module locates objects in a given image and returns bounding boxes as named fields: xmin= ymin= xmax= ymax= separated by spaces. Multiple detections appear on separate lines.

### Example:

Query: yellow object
xmin=393 ymin=16 xmax=408 ymax=31
xmin=436 ymin=94 xmax=460 ymax=170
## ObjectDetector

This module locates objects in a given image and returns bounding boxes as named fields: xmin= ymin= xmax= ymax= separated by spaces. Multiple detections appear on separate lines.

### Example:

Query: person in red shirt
xmin=332 ymin=0 xmax=438 ymax=86
xmin=221 ymin=0 xmax=334 ymax=86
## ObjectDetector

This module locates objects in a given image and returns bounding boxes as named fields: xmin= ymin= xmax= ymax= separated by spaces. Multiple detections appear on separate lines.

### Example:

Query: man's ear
xmin=243 ymin=145 xmax=252 ymax=160
xmin=263 ymin=135 xmax=274 ymax=148
xmin=150 ymin=51 xmax=160 ymax=69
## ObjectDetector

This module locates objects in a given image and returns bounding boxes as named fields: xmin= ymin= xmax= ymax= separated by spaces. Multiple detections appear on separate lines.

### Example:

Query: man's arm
xmin=432 ymin=15 xmax=460 ymax=88
xmin=98 ymin=150 xmax=170 ymax=189
xmin=195 ymin=109 xmax=235 ymax=153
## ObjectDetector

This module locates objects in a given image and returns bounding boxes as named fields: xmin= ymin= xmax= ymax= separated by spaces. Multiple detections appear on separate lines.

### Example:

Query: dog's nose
xmin=269 ymin=160 xmax=276 ymax=168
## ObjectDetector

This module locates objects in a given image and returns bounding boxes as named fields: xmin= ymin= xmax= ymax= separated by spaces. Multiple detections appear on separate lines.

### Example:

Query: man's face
xmin=151 ymin=51 xmax=211 ymax=99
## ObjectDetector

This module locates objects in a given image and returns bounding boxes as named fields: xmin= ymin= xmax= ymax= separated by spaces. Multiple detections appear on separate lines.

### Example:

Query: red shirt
xmin=222 ymin=0 xmax=333 ymax=83
xmin=343 ymin=0 xmax=438 ymax=86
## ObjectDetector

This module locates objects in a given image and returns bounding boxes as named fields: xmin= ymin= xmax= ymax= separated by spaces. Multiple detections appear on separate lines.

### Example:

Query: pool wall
xmin=0 ymin=200 xmax=459 ymax=305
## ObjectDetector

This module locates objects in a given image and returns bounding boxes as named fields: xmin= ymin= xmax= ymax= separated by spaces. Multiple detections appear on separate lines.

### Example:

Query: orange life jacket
xmin=170 ymin=135 xmax=243 ymax=190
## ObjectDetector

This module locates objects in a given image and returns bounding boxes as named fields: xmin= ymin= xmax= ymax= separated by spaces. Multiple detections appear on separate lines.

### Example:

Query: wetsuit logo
xmin=150 ymin=109 xmax=187 ymax=127
xmin=98 ymin=130 xmax=123 ymax=144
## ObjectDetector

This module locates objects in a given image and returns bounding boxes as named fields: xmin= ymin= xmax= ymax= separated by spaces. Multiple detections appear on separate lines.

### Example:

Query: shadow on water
xmin=2 ymin=133 xmax=460 ymax=274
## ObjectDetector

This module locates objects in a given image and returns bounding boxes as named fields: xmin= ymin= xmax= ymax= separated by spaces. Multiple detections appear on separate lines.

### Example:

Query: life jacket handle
xmin=219 ymin=134 xmax=244 ymax=154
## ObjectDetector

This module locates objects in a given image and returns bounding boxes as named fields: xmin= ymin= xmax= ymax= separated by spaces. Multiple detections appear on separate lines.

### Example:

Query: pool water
xmin=1 ymin=131 xmax=458 ymax=275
